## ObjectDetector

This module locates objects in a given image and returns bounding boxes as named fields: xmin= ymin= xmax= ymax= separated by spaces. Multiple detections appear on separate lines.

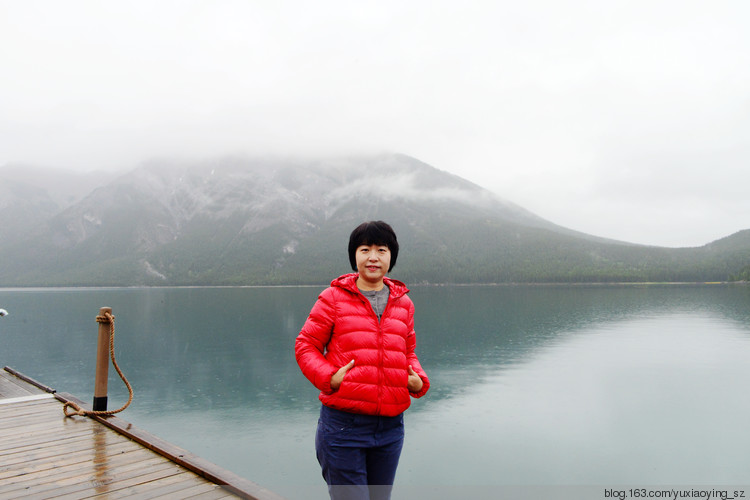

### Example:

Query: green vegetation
xmin=730 ymin=265 xmax=750 ymax=282
xmin=2 ymin=207 xmax=748 ymax=287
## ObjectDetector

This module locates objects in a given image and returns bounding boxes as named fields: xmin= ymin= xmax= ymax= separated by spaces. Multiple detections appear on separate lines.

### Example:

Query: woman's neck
xmin=356 ymin=276 xmax=385 ymax=291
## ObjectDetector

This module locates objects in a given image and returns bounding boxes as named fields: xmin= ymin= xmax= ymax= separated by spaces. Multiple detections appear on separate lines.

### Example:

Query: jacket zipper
xmin=358 ymin=288 xmax=390 ymax=416
xmin=352 ymin=281 xmax=402 ymax=415
xmin=375 ymin=294 xmax=397 ymax=415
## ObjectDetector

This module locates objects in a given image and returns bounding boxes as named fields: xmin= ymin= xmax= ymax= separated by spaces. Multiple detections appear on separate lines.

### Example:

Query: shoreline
xmin=0 ymin=281 xmax=746 ymax=291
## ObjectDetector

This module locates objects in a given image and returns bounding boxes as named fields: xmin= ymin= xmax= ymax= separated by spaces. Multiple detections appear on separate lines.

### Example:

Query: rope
xmin=63 ymin=312 xmax=134 ymax=418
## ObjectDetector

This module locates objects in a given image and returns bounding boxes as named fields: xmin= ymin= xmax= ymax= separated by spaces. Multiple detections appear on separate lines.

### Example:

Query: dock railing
xmin=62 ymin=307 xmax=133 ymax=418
xmin=1 ymin=306 xmax=287 ymax=499
xmin=93 ymin=306 xmax=113 ymax=411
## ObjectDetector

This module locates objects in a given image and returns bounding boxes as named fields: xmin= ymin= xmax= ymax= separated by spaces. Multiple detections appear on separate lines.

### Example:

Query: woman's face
xmin=355 ymin=244 xmax=391 ymax=290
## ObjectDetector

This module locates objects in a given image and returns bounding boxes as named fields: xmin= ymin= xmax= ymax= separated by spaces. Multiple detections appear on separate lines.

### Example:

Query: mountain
xmin=0 ymin=154 xmax=748 ymax=286
xmin=0 ymin=165 xmax=116 ymax=247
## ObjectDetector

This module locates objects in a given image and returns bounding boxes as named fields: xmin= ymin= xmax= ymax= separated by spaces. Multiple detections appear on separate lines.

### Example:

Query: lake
xmin=2 ymin=284 xmax=750 ymax=499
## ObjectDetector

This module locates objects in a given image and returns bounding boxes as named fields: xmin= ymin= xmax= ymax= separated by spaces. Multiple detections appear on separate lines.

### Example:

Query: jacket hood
xmin=331 ymin=273 xmax=410 ymax=300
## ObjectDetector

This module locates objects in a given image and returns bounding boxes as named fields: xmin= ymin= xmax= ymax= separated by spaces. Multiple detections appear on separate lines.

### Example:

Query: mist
xmin=2 ymin=1 xmax=749 ymax=247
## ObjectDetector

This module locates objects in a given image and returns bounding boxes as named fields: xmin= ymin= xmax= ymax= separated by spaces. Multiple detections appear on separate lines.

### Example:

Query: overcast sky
xmin=2 ymin=1 xmax=748 ymax=247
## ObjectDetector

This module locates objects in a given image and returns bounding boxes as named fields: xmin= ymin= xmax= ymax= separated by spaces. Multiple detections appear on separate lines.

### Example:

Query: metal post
xmin=93 ymin=307 xmax=112 ymax=411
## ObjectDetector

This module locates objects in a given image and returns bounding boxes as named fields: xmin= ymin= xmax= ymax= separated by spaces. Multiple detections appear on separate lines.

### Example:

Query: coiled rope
xmin=63 ymin=312 xmax=134 ymax=417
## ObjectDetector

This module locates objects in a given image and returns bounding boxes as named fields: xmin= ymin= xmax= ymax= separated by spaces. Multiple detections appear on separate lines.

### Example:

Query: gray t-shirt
xmin=359 ymin=285 xmax=390 ymax=319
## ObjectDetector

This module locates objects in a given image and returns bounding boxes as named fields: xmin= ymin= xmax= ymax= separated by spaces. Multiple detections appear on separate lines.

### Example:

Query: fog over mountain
xmin=0 ymin=154 xmax=748 ymax=286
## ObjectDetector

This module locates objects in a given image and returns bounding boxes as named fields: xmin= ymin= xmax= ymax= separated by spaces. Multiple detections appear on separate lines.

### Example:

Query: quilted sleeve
xmin=405 ymin=299 xmax=430 ymax=398
xmin=295 ymin=288 xmax=340 ymax=395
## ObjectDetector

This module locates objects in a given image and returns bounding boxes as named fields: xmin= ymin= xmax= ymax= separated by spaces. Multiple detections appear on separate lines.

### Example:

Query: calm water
xmin=2 ymin=285 xmax=750 ymax=499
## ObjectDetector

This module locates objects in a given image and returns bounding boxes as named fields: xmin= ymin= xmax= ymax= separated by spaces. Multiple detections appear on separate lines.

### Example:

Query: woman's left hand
xmin=407 ymin=365 xmax=423 ymax=392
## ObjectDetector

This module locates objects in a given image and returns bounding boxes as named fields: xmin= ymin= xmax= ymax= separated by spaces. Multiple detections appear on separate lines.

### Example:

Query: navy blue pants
xmin=315 ymin=405 xmax=405 ymax=500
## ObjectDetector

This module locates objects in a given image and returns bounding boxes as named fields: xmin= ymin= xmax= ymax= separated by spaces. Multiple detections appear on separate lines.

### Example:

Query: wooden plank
xmin=0 ymin=433 xmax=103 ymax=466
xmin=0 ymin=423 xmax=96 ymax=451
xmin=0 ymin=381 xmax=31 ymax=398
xmin=171 ymin=481 xmax=241 ymax=499
xmin=0 ymin=406 xmax=132 ymax=476
xmin=3 ymin=456 xmax=165 ymax=495
xmin=0 ymin=397 xmax=63 ymax=420
xmin=47 ymin=466 xmax=191 ymax=499
xmin=0 ymin=438 xmax=141 ymax=479
xmin=14 ymin=460 xmax=182 ymax=497
xmin=96 ymin=471 xmax=211 ymax=499
xmin=0 ymin=393 xmax=56 ymax=406
xmin=186 ymin=487 xmax=240 ymax=500
xmin=0 ymin=427 xmax=132 ymax=468
xmin=2 ymin=366 xmax=56 ymax=394
xmin=0 ymin=428 xmax=101 ymax=459
xmin=0 ymin=448 xmax=160 ymax=484
xmin=0 ymin=370 xmax=284 ymax=500
xmin=54 ymin=393 xmax=286 ymax=500
xmin=0 ymin=376 xmax=36 ymax=398
xmin=0 ymin=416 xmax=72 ymax=436
xmin=0 ymin=454 xmax=176 ymax=494
xmin=0 ymin=404 xmax=59 ymax=421
xmin=116 ymin=478 xmax=236 ymax=500
xmin=0 ymin=415 xmax=71 ymax=436
xmin=164 ymin=482 xmax=237 ymax=500
xmin=0 ymin=409 xmax=95 ymax=436
xmin=0 ymin=393 xmax=58 ymax=409
xmin=0 ymin=427 xmax=97 ymax=454
xmin=0 ymin=368 xmax=49 ymax=398
xmin=1 ymin=460 xmax=184 ymax=499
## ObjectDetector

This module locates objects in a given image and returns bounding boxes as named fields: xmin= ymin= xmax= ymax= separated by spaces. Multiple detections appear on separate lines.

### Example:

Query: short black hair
xmin=348 ymin=221 xmax=399 ymax=272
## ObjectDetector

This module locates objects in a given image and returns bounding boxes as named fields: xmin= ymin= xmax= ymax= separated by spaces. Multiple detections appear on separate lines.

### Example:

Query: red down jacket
xmin=295 ymin=273 xmax=429 ymax=417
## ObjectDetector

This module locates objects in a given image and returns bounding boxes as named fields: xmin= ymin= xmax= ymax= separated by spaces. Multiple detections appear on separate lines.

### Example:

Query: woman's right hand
xmin=330 ymin=360 xmax=355 ymax=391
xmin=407 ymin=365 xmax=424 ymax=392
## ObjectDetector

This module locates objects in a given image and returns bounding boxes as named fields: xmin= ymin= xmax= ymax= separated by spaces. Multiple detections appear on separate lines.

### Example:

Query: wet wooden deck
xmin=0 ymin=367 xmax=285 ymax=499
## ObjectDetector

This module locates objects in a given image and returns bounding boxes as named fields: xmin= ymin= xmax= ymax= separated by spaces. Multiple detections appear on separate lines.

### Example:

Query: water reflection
xmin=2 ymin=285 xmax=750 ymax=497
xmin=403 ymin=312 xmax=750 ymax=486
xmin=410 ymin=284 xmax=750 ymax=406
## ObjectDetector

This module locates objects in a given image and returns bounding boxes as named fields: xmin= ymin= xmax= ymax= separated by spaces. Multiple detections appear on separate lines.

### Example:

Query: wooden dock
xmin=0 ymin=367 xmax=285 ymax=499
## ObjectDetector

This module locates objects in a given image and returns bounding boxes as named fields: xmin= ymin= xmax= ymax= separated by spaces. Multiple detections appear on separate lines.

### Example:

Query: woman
xmin=295 ymin=220 xmax=430 ymax=500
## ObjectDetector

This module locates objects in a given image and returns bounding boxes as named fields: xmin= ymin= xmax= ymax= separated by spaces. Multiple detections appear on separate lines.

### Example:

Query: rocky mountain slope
xmin=0 ymin=154 xmax=747 ymax=286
